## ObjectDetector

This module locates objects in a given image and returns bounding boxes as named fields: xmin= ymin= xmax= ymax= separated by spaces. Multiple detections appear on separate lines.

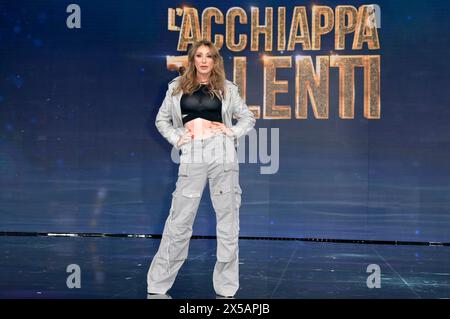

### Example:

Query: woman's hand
xmin=210 ymin=122 xmax=234 ymax=137
xmin=176 ymin=131 xmax=194 ymax=148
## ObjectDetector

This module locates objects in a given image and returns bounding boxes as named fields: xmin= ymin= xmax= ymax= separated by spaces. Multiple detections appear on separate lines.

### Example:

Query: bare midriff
xmin=184 ymin=118 xmax=222 ymax=140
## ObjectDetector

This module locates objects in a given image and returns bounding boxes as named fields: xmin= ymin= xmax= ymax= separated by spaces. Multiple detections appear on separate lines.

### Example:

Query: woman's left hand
xmin=210 ymin=122 xmax=234 ymax=137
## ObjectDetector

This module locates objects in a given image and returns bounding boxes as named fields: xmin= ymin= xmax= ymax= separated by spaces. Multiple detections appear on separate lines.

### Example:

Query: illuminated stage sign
xmin=166 ymin=5 xmax=381 ymax=120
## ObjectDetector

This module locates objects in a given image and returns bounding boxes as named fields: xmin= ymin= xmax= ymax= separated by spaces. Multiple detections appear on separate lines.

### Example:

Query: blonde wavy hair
xmin=172 ymin=39 xmax=226 ymax=100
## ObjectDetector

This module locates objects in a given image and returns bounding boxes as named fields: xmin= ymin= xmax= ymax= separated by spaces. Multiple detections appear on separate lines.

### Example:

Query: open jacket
xmin=155 ymin=76 xmax=256 ymax=150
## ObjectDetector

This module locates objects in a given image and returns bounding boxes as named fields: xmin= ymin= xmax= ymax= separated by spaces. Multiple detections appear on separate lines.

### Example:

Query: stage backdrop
xmin=1 ymin=0 xmax=450 ymax=242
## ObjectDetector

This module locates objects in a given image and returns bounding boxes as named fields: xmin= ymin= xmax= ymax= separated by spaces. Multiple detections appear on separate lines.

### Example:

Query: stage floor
xmin=1 ymin=236 xmax=449 ymax=299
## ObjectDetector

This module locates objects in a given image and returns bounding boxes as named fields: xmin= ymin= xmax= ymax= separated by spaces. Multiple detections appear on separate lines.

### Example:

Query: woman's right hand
xmin=176 ymin=131 xmax=194 ymax=148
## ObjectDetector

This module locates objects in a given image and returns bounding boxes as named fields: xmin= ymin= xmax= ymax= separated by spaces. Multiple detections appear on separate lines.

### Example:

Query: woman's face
xmin=194 ymin=45 xmax=214 ymax=79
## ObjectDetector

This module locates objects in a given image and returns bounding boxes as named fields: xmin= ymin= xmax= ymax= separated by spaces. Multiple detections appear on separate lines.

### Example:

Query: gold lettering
xmin=233 ymin=57 xmax=261 ymax=118
xmin=263 ymin=55 xmax=292 ymax=119
xmin=167 ymin=8 xmax=182 ymax=31
xmin=251 ymin=7 xmax=273 ymax=51
xmin=295 ymin=56 xmax=329 ymax=119
xmin=353 ymin=5 xmax=380 ymax=50
xmin=335 ymin=6 xmax=357 ymax=50
xmin=364 ymin=55 xmax=381 ymax=118
xmin=277 ymin=7 xmax=286 ymax=51
xmin=178 ymin=7 xmax=201 ymax=51
xmin=312 ymin=6 xmax=334 ymax=51
xmin=202 ymin=7 xmax=224 ymax=49
xmin=226 ymin=7 xmax=247 ymax=52
xmin=287 ymin=6 xmax=311 ymax=51
xmin=330 ymin=55 xmax=364 ymax=118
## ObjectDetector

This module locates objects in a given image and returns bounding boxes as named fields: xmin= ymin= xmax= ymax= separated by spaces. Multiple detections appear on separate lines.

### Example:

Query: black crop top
xmin=180 ymin=84 xmax=222 ymax=125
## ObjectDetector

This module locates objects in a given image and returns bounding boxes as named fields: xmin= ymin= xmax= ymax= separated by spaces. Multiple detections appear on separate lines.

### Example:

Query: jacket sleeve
xmin=155 ymin=84 xmax=184 ymax=150
xmin=229 ymin=84 xmax=256 ymax=139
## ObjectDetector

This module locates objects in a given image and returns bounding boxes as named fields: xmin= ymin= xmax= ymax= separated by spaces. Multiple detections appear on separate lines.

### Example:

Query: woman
xmin=147 ymin=39 xmax=255 ymax=298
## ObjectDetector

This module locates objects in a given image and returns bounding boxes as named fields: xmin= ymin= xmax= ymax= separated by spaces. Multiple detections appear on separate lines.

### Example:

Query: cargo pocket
xmin=213 ymin=182 xmax=232 ymax=197
xmin=168 ymin=186 xmax=202 ymax=261
xmin=223 ymin=162 xmax=239 ymax=172
xmin=213 ymin=183 xmax=235 ymax=232
xmin=178 ymin=163 xmax=189 ymax=176
xmin=234 ymin=184 xmax=242 ymax=233
xmin=180 ymin=143 xmax=190 ymax=155
xmin=215 ymin=182 xmax=239 ymax=262
xmin=181 ymin=188 xmax=201 ymax=199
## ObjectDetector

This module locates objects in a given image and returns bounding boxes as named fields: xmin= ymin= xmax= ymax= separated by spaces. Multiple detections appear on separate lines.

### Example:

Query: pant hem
xmin=147 ymin=288 xmax=168 ymax=295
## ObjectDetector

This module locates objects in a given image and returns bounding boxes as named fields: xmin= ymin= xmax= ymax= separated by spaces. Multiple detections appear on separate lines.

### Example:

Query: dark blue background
xmin=1 ymin=0 xmax=449 ymax=241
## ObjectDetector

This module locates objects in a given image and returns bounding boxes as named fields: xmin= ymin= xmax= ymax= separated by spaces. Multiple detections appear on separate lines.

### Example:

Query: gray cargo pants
xmin=147 ymin=133 xmax=242 ymax=297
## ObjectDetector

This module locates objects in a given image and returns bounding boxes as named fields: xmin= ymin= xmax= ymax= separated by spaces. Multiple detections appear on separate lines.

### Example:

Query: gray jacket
xmin=155 ymin=76 xmax=256 ymax=150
